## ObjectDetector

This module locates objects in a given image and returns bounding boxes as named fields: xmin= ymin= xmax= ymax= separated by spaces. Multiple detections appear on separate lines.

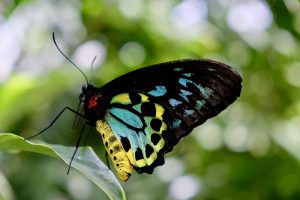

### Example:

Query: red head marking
xmin=88 ymin=96 xmax=98 ymax=109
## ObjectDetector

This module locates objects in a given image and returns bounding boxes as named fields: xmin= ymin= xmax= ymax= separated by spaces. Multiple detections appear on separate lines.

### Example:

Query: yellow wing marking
xmin=110 ymin=93 xmax=150 ymax=105
xmin=154 ymin=103 xmax=164 ymax=118
xmin=110 ymin=93 xmax=131 ymax=104
xmin=126 ymin=148 xmax=135 ymax=165
xmin=139 ymin=93 xmax=150 ymax=102
xmin=136 ymin=159 xmax=147 ymax=167
xmin=96 ymin=120 xmax=133 ymax=182
xmin=145 ymin=152 xmax=157 ymax=166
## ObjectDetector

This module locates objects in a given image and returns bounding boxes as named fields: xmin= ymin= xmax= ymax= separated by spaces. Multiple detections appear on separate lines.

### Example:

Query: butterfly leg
xmin=71 ymin=101 xmax=83 ymax=130
xmin=67 ymin=123 xmax=86 ymax=174
xmin=25 ymin=106 xmax=86 ymax=140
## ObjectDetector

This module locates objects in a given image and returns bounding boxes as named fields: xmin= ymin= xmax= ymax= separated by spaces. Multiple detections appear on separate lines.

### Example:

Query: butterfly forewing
xmin=85 ymin=59 xmax=242 ymax=180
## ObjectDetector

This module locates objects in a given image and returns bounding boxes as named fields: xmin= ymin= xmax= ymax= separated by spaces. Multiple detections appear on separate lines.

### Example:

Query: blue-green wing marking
xmin=105 ymin=112 xmax=139 ymax=152
xmin=109 ymin=107 xmax=144 ymax=129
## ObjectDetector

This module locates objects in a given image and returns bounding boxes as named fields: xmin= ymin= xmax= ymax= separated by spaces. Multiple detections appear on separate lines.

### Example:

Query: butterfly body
xmin=80 ymin=59 xmax=242 ymax=181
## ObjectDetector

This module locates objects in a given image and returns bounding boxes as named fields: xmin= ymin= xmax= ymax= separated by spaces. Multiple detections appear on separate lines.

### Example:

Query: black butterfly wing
xmin=98 ymin=59 xmax=242 ymax=173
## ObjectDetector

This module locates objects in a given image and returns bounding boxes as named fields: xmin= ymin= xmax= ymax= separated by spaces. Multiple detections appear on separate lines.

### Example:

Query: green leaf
xmin=0 ymin=133 xmax=126 ymax=200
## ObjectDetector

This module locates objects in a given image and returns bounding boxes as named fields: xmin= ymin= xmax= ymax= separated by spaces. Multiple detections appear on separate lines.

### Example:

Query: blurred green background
xmin=1 ymin=0 xmax=300 ymax=199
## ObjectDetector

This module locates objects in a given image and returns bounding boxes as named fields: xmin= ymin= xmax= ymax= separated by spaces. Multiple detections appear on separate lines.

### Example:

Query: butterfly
xmin=28 ymin=33 xmax=242 ymax=182
xmin=79 ymin=59 xmax=242 ymax=181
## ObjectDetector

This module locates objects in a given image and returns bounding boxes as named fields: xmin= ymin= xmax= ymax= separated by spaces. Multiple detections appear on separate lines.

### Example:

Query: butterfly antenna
xmin=52 ymin=32 xmax=89 ymax=85
xmin=89 ymin=55 xmax=97 ymax=82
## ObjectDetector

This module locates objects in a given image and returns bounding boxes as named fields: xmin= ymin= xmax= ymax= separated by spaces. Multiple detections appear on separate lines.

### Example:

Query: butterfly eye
xmin=82 ymin=85 xmax=87 ymax=92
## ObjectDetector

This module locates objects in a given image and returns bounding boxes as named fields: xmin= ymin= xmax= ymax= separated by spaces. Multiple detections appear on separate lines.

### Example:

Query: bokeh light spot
xmin=248 ymin=129 xmax=270 ymax=156
xmin=224 ymin=125 xmax=249 ymax=152
xmin=226 ymin=41 xmax=251 ymax=66
xmin=273 ymin=117 xmax=300 ymax=160
xmin=285 ymin=62 xmax=300 ymax=88
xmin=118 ymin=41 xmax=146 ymax=68
xmin=0 ymin=22 xmax=21 ymax=83
xmin=171 ymin=0 xmax=207 ymax=29
xmin=195 ymin=122 xmax=223 ymax=151
xmin=73 ymin=40 xmax=106 ymax=70
xmin=119 ymin=0 xmax=144 ymax=19
xmin=294 ymin=13 xmax=300 ymax=33
xmin=169 ymin=176 xmax=200 ymax=200
xmin=273 ymin=29 xmax=297 ymax=55
xmin=227 ymin=0 xmax=272 ymax=33
xmin=156 ymin=157 xmax=184 ymax=182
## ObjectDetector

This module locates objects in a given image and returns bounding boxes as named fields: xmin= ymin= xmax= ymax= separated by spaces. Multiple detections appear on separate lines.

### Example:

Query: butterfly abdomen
xmin=96 ymin=120 xmax=133 ymax=182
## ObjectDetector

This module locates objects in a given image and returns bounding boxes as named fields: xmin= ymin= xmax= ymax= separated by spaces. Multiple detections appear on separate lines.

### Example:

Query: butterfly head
xmin=80 ymin=84 xmax=107 ymax=123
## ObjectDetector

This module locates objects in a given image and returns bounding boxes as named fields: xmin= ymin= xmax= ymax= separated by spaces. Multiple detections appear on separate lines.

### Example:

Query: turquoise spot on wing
xmin=184 ymin=109 xmax=195 ymax=117
xmin=172 ymin=118 xmax=182 ymax=129
xmin=148 ymin=86 xmax=167 ymax=97
xmin=179 ymin=77 xmax=213 ymax=99
xmin=174 ymin=67 xmax=183 ymax=71
xmin=105 ymin=113 xmax=139 ymax=151
xmin=143 ymin=116 xmax=153 ymax=128
xmin=169 ymin=98 xmax=182 ymax=107
xmin=196 ymin=100 xmax=205 ymax=110
xmin=144 ymin=127 xmax=153 ymax=138
xmin=109 ymin=107 xmax=143 ymax=129
xmin=197 ymin=83 xmax=213 ymax=98
xmin=183 ymin=73 xmax=193 ymax=77
xmin=133 ymin=103 xmax=142 ymax=113
xmin=137 ymin=130 xmax=148 ymax=154
xmin=179 ymin=78 xmax=189 ymax=87
xmin=143 ymin=117 xmax=155 ymax=137
xmin=179 ymin=89 xmax=192 ymax=102
xmin=179 ymin=78 xmax=199 ymax=89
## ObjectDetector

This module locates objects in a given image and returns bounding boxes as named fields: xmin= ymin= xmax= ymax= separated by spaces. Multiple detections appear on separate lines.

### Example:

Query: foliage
xmin=0 ymin=133 xmax=125 ymax=200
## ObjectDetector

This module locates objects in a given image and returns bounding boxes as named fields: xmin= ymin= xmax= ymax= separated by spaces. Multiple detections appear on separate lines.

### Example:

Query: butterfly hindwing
xmin=105 ymin=93 xmax=167 ymax=172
